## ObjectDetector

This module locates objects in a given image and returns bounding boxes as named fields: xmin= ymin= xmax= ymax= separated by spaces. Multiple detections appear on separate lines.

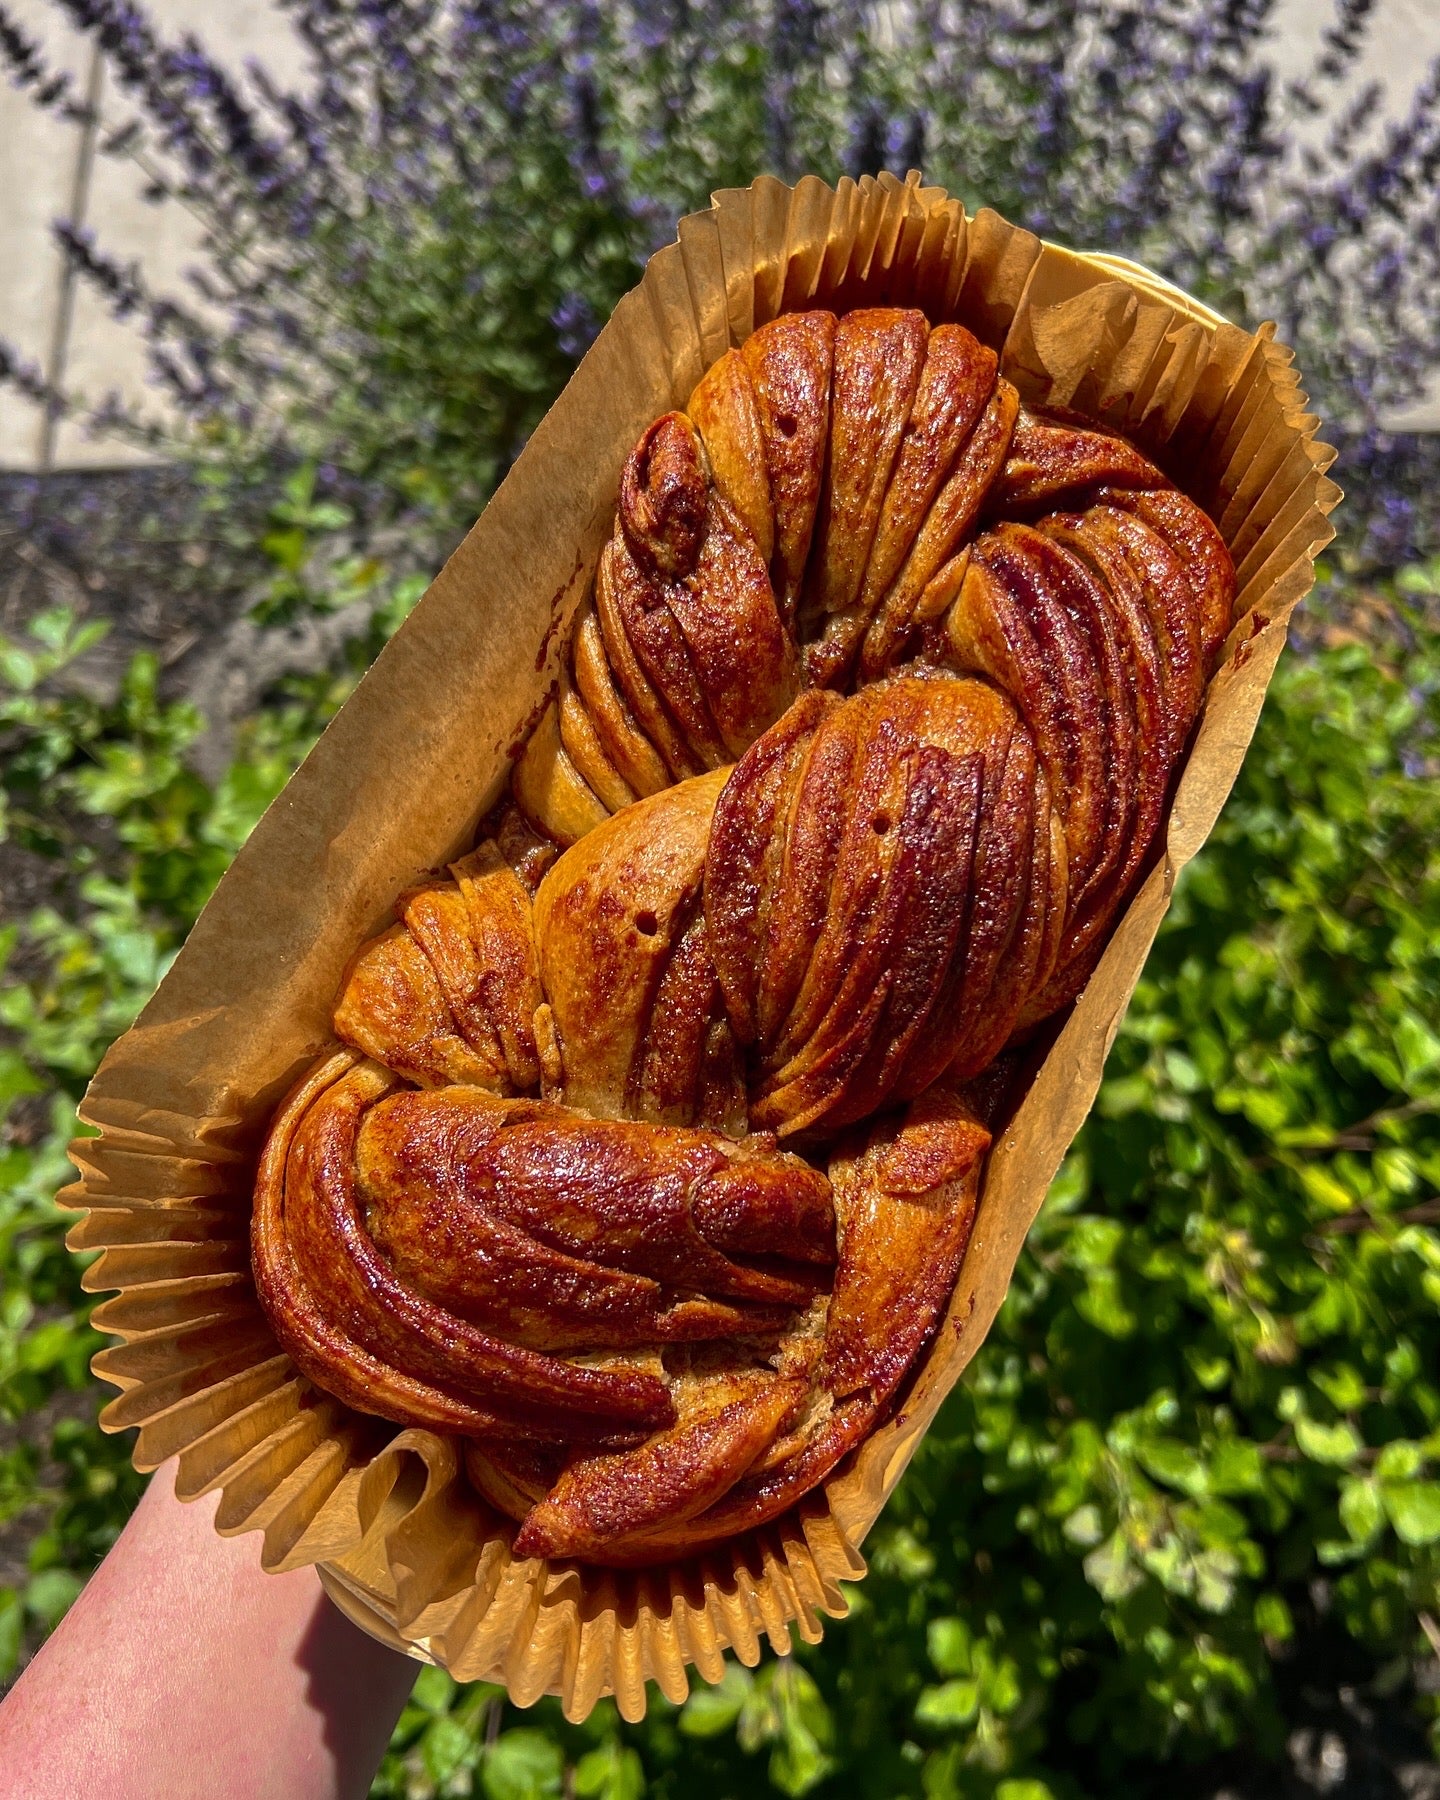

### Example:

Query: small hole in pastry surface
xmin=635 ymin=908 xmax=659 ymax=936
xmin=871 ymin=812 xmax=891 ymax=835
xmin=775 ymin=412 xmax=798 ymax=438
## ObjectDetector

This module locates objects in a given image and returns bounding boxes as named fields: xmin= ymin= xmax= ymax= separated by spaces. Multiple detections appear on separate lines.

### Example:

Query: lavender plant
xmin=2 ymin=0 xmax=1439 ymax=572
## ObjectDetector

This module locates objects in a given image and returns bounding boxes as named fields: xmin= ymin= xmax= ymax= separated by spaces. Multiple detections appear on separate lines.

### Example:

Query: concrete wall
xmin=2 ymin=0 xmax=1437 ymax=469
xmin=0 ymin=0 xmax=304 ymax=469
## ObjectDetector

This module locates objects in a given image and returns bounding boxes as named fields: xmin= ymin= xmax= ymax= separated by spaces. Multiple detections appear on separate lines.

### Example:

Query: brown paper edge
xmin=60 ymin=171 xmax=1339 ymax=1722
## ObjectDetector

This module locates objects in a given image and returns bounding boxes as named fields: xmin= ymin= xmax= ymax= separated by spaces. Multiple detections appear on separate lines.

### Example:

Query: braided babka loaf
xmin=252 ymin=307 xmax=1235 ymax=1566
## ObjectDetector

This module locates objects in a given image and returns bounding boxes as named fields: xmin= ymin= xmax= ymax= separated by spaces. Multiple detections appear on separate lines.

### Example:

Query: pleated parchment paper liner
xmin=62 ymin=171 xmax=1339 ymax=1721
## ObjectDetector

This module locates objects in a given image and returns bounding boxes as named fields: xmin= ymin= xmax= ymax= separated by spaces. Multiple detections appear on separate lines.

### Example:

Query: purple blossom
xmin=0 ymin=340 xmax=55 ymax=408
xmin=0 ymin=0 xmax=1435 ymax=573
xmin=551 ymin=290 xmax=599 ymax=360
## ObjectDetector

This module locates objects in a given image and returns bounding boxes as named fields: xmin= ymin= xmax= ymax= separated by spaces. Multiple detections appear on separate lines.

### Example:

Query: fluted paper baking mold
xmin=63 ymin=170 xmax=1339 ymax=1721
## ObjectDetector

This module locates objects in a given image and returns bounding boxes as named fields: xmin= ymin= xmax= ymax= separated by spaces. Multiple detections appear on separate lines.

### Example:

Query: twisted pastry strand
xmin=253 ymin=306 xmax=1234 ymax=1564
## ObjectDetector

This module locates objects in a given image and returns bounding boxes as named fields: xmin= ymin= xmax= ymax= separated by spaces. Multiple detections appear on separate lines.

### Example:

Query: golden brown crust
xmin=571 ymin=606 xmax=671 ymax=801
xmin=689 ymin=347 xmax=774 ymax=563
xmin=254 ymin=303 xmax=1237 ymax=1566
xmin=510 ymin=1370 xmax=809 ymax=1561
xmin=332 ymin=925 xmax=502 ymax=1092
xmin=334 ymin=848 xmax=542 ymax=1094
xmin=866 ymin=376 xmax=1019 ymax=675
xmin=513 ymin=317 xmax=1228 ymax=878
xmin=253 ymin=1058 xmax=672 ymax=1442
xmin=510 ymin=698 xmax=609 ymax=849
xmin=707 ymin=673 xmax=1055 ymax=1136
xmin=743 ymin=310 xmax=836 ymax=617
xmin=532 ymin=769 xmax=729 ymax=1125
xmin=490 ymin=1085 xmax=986 ymax=1565
xmin=448 ymin=844 xmax=544 ymax=1089
xmin=803 ymin=308 xmax=931 ymax=642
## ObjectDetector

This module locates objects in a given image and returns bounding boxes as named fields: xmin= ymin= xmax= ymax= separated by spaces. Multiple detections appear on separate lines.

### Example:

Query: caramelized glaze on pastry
xmin=253 ymin=307 xmax=1234 ymax=1564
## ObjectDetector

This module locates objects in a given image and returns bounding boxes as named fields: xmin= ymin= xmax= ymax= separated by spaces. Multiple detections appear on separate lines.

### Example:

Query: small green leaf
xmin=915 ymin=1678 xmax=980 ymax=1729
xmin=1312 ymin=1365 xmax=1367 ymax=1413
xmin=27 ymin=607 xmax=76 ymax=652
xmin=1381 ymin=1481 xmax=1440 ymax=1546
xmin=1067 ymin=1216 xmax=1125 ymax=1269
xmin=1184 ymin=1345 xmax=1231 ymax=1391
xmin=872 ymin=1526 xmax=935 ymax=1581
xmin=1394 ymin=1011 xmax=1440 ymax=1082
xmin=1339 ymin=1477 xmax=1384 ymax=1545
xmin=984 ymin=1655 xmax=1023 ymax=1714
xmin=1375 ymin=1441 xmax=1424 ymax=1483
xmin=1136 ymin=1437 xmax=1209 ymax=1497
xmin=679 ymin=1661 xmax=751 ymax=1738
xmin=574 ymin=1742 xmax=644 ymax=1800
xmin=20 ymin=1320 xmax=84 ymax=1375
xmin=765 ymin=1661 xmax=835 ymax=1797
xmin=1396 ymin=560 xmax=1440 ymax=595
xmin=262 ymin=525 xmax=309 ymax=571
xmin=0 ymin=648 xmax=38 ymax=691
xmin=926 ymin=1616 xmax=972 ymax=1675
xmin=1061 ymin=1503 xmax=1104 ymax=1547
xmin=1193 ymin=1547 xmax=1241 ymax=1614
xmin=1294 ymin=1416 xmax=1363 ymax=1466
xmin=1083 ymin=1531 xmax=1143 ymax=1602
xmin=1208 ymin=1439 xmax=1264 ymax=1495
xmin=1254 ymin=1593 xmax=1293 ymax=1641
xmin=423 ymin=1713 xmax=477 ymax=1787
xmin=482 ymin=1728 xmax=564 ymax=1800
xmin=770 ymin=1734 xmax=835 ymax=1798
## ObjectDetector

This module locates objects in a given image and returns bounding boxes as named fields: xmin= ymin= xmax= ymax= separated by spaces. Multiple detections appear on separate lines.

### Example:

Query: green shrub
xmin=372 ymin=574 xmax=1440 ymax=1793
xmin=0 ymin=604 xmax=337 ymax=1674
xmin=2 ymin=568 xmax=1439 ymax=1786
